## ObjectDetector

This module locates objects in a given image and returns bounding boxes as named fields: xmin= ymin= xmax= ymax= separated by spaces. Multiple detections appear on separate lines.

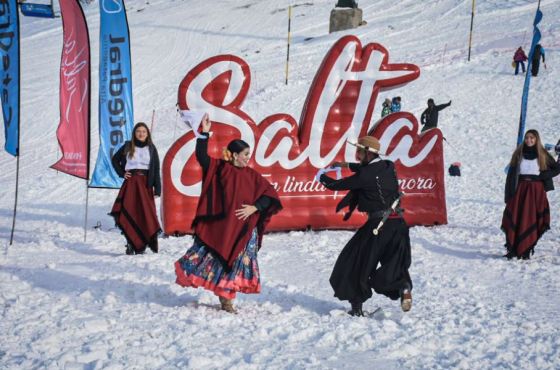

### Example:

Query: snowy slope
xmin=1 ymin=0 xmax=560 ymax=369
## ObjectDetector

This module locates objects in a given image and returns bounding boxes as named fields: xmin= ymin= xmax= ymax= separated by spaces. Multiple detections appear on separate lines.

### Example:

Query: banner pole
xmin=516 ymin=0 xmax=542 ymax=145
xmin=84 ymin=181 xmax=90 ymax=242
xmin=9 ymin=155 xmax=20 ymax=246
xmin=467 ymin=0 xmax=475 ymax=62
xmin=285 ymin=5 xmax=292 ymax=85
xmin=150 ymin=109 xmax=155 ymax=132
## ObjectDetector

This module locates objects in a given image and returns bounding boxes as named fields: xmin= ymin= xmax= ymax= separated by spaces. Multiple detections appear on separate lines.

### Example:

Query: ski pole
xmin=442 ymin=136 xmax=457 ymax=151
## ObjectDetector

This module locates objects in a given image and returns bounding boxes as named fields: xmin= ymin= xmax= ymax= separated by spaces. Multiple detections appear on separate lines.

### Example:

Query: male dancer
xmin=319 ymin=136 xmax=413 ymax=316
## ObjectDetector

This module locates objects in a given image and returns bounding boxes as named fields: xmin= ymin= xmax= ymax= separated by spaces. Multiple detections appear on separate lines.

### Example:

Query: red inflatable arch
xmin=162 ymin=35 xmax=446 ymax=234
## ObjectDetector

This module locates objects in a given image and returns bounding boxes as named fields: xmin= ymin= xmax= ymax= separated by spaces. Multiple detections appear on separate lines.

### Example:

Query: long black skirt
xmin=330 ymin=217 xmax=412 ymax=303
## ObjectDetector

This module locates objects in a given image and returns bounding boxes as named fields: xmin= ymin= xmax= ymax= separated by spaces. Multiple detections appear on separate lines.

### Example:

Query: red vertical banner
xmin=51 ymin=0 xmax=91 ymax=179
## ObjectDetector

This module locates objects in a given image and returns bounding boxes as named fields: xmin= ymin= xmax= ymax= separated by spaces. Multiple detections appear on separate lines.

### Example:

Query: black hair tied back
xmin=227 ymin=139 xmax=250 ymax=154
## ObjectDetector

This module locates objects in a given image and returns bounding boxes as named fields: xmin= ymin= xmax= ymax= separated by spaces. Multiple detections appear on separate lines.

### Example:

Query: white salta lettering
xmin=171 ymin=45 xmax=437 ymax=197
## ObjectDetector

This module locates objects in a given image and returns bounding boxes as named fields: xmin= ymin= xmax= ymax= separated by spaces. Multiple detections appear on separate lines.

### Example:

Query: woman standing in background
xmin=502 ymin=129 xmax=560 ymax=259
xmin=111 ymin=122 xmax=161 ymax=255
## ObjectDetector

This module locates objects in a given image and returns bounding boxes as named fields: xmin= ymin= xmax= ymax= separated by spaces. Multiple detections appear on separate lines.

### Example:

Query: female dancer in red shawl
xmin=175 ymin=115 xmax=282 ymax=313
xmin=111 ymin=122 xmax=161 ymax=255
xmin=502 ymin=129 xmax=560 ymax=259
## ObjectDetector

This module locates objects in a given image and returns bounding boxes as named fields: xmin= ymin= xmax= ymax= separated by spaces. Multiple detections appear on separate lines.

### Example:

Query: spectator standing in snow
xmin=111 ymin=122 xmax=162 ymax=255
xmin=390 ymin=96 xmax=401 ymax=113
xmin=531 ymin=44 xmax=546 ymax=77
xmin=513 ymin=46 xmax=528 ymax=75
xmin=502 ymin=129 xmax=560 ymax=259
xmin=420 ymin=98 xmax=451 ymax=132
xmin=175 ymin=115 xmax=282 ymax=313
xmin=320 ymin=136 xmax=413 ymax=316
xmin=381 ymin=98 xmax=392 ymax=117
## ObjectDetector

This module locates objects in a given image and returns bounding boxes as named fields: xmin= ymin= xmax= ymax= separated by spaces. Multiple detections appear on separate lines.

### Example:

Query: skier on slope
xmin=513 ymin=46 xmax=528 ymax=75
xmin=420 ymin=98 xmax=451 ymax=132
xmin=531 ymin=44 xmax=546 ymax=77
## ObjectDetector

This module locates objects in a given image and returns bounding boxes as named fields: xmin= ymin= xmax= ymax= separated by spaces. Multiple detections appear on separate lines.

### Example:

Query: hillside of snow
xmin=1 ymin=0 xmax=559 ymax=369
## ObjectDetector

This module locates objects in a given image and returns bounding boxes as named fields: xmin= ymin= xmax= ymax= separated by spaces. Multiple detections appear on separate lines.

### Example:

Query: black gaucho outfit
xmin=320 ymin=159 xmax=412 ymax=303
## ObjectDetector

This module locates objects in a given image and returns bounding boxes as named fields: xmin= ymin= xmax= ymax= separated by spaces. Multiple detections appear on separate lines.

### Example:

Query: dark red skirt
xmin=501 ymin=179 xmax=550 ymax=257
xmin=110 ymin=173 xmax=161 ymax=252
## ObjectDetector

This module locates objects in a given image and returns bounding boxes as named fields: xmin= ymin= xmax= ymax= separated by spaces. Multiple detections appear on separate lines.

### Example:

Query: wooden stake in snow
xmin=285 ymin=5 xmax=292 ymax=85
xmin=150 ymin=109 xmax=156 ymax=133
xmin=467 ymin=0 xmax=475 ymax=62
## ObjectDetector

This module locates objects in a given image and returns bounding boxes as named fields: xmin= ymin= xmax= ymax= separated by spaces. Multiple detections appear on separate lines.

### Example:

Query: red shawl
xmin=192 ymin=158 xmax=282 ymax=267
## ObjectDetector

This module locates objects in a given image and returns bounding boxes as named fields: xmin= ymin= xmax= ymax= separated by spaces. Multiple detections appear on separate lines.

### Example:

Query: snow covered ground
xmin=1 ymin=0 xmax=560 ymax=368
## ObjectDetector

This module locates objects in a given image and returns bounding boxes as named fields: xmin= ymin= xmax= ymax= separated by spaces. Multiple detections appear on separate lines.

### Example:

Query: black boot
xmin=148 ymin=236 xmax=158 ymax=253
xmin=348 ymin=300 xmax=364 ymax=317
xmin=125 ymin=244 xmax=135 ymax=255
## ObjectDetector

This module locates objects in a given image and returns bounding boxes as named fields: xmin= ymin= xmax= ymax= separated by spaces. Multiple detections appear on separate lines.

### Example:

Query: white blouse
xmin=519 ymin=157 xmax=540 ymax=175
xmin=125 ymin=146 xmax=150 ymax=170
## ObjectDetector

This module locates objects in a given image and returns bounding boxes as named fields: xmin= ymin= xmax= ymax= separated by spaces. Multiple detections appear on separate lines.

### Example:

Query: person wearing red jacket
xmin=111 ymin=122 xmax=161 ymax=255
xmin=175 ymin=115 xmax=282 ymax=313
xmin=513 ymin=46 xmax=528 ymax=75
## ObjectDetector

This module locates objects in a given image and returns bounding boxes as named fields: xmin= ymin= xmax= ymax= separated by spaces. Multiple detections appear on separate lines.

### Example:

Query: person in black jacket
xmin=320 ymin=136 xmax=413 ymax=316
xmin=502 ymin=129 xmax=560 ymax=259
xmin=531 ymin=44 xmax=546 ymax=77
xmin=420 ymin=98 xmax=451 ymax=132
xmin=110 ymin=122 xmax=161 ymax=255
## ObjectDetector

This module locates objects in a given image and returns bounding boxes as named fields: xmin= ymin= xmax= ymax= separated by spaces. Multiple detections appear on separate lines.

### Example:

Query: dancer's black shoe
xmin=125 ymin=244 xmax=135 ymax=255
xmin=348 ymin=301 xmax=364 ymax=317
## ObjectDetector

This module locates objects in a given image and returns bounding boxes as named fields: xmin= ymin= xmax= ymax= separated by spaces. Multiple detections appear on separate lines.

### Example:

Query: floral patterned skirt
xmin=174 ymin=229 xmax=261 ymax=299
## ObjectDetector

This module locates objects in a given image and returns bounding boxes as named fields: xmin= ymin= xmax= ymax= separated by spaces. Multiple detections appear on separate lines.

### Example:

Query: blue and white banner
xmin=0 ymin=0 xmax=20 ymax=157
xmin=90 ymin=0 xmax=134 ymax=188
xmin=20 ymin=3 xmax=55 ymax=18
xmin=517 ymin=6 xmax=542 ymax=145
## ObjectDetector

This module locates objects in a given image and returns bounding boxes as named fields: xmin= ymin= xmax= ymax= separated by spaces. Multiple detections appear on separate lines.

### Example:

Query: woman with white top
xmin=502 ymin=129 xmax=560 ymax=259
xmin=111 ymin=122 xmax=161 ymax=255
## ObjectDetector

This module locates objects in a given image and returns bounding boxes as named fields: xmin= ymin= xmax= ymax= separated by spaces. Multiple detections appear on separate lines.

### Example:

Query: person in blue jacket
xmin=390 ymin=96 xmax=401 ymax=113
